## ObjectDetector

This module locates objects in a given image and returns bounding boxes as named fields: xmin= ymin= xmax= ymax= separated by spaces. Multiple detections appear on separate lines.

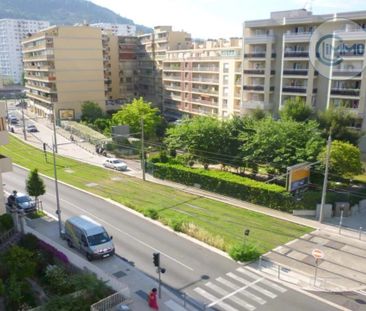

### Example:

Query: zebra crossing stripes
xmin=205 ymin=282 xmax=256 ymax=311
xmin=216 ymin=277 xmax=266 ymax=305
xmin=226 ymin=273 xmax=278 ymax=299
xmin=237 ymin=267 xmax=287 ymax=293
xmin=194 ymin=287 xmax=239 ymax=311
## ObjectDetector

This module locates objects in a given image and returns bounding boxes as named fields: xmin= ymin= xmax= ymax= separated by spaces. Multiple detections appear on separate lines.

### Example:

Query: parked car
xmin=26 ymin=124 xmax=38 ymax=132
xmin=63 ymin=215 xmax=115 ymax=261
xmin=6 ymin=191 xmax=37 ymax=214
xmin=8 ymin=115 xmax=18 ymax=125
xmin=103 ymin=158 xmax=128 ymax=171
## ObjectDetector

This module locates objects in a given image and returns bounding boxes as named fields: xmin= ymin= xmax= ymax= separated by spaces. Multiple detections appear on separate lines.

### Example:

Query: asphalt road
xmin=3 ymin=166 xmax=340 ymax=311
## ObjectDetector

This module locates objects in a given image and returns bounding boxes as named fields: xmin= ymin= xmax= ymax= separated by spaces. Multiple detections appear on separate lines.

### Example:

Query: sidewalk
xmin=24 ymin=215 xmax=197 ymax=311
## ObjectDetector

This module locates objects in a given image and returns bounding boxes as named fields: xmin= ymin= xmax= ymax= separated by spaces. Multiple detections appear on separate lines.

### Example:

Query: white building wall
xmin=91 ymin=23 xmax=136 ymax=36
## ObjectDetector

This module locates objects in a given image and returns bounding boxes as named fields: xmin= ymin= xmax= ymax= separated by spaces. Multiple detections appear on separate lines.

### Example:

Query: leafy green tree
xmin=250 ymin=108 xmax=268 ymax=121
xmin=2 ymin=246 xmax=36 ymax=279
xmin=318 ymin=140 xmax=363 ymax=179
xmin=5 ymin=275 xmax=24 ymax=310
xmin=81 ymin=101 xmax=103 ymax=123
xmin=93 ymin=118 xmax=110 ymax=133
xmin=240 ymin=118 xmax=325 ymax=173
xmin=280 ymin=97 xmax=313 ymax=122
xmin=26 ymin=168 xmax=45 ymax=202
xmin=317 ymin=108 xmax=362 ymax=145
xmin=165 ymin=116 xmax=224 ymax=168
xmin=111 ymin=97 xmax=162 ymax=139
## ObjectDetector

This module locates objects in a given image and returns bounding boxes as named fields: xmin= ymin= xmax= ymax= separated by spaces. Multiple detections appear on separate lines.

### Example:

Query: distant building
xmin=0 ymin=19 xmax=49 ymax=84
xmin=91 ymin=23 xmax=136 ymax=36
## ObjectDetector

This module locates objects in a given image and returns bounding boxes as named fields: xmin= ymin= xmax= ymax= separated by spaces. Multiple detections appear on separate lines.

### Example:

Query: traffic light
xmin=153 ymin=252 xmax=160 ymax=267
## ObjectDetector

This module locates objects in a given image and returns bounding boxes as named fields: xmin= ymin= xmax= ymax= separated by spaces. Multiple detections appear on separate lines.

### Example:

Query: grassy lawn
xmin=2 ymin=136 xmax=313 ymax=253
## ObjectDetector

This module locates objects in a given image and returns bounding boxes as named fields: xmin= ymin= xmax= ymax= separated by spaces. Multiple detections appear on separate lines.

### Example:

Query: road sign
xmin=312 ymin=249 xmax=324 ymax=259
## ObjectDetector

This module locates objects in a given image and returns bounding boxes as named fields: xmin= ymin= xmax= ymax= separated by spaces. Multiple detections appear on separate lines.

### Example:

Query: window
xmin=223 ymin=87 xmax=229 ymax=97
xmin=223 ymin=75 xmax=229 ymax=85
xmin=223 ymin=63 xmax=229 ymax=73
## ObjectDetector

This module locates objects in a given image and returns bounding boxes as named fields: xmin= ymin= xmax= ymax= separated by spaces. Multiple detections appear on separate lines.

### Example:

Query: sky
xmin=89 ymin=0 xmax=366 ymax=39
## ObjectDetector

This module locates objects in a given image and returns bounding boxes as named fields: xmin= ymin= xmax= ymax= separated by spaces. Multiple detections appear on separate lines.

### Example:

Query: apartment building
xmin=138 ymin=26 xmax=192 ymax=108
xmin=0 ymin=104 xmax=12 ymax=214
xmin=91 ymin=23 xmax=136 ymax=36
xmin=242 ymin=9 xmax=366 ymax=131
xmin=22 ymin=26 xmax=106 ymax=120
xmin=0 ymin=19 xmax=49 ymax=84
xmin=162 ymin=39 xmax=243 ymax=119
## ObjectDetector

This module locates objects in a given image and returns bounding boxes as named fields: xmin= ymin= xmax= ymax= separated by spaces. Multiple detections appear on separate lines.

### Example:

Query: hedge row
xmin=147 ymin=162 xmax=302 ymax=212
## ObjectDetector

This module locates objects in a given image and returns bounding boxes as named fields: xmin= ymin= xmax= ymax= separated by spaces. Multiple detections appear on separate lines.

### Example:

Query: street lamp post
xmin=21 ymin=99 xmax=27 ymax=141
xmin=52 ymin=106 xmax=58 ymax=153
xmin=319 ymin=135 xmax=332 ymax=223
xmin=52 ymin=138 xmax=62 ymax=236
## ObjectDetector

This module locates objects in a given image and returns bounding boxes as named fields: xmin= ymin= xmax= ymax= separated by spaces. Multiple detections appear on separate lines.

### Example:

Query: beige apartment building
xmin=22 ymin=26 xmax=106 ymax=120
xmin=0 ymin=104 xmax=12 ymax=214
xmin=138 ymin=26 xmax=192 ymax=108
xmin=242 ymin=9 xmax=366 ymax=132
xmin=162 ymin=39 xmax=243 ymax=119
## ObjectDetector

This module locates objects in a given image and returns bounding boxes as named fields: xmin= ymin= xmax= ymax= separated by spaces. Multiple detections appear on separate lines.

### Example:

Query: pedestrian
xmin=147 ymin=288 xmax=159 ymax=310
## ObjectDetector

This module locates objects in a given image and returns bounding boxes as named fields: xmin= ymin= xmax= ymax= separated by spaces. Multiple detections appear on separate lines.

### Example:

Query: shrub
xmin=144 ymin=208 xmax=159 ymax=220
xmin=229 ymin=243 xmax=260 ymax=262
xmin=159 ymin=150 xmax=169 ymax=163
xmin=44 ymin=265 xmax=72 ymax=295
xmin=147 ymin=162 xmax=301 ymax=212
xmin=2 ymin=246 xmax=36 ymax=279
xmin=169 ymin=218 xmax=185 ymax=232
xmin=0 ymin=214 xmax=14 ymax=232
xmin=18 ymin=233 xmax=39 ymax=251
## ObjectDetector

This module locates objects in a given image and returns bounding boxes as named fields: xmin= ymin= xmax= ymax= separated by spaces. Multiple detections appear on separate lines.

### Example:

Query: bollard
xmin=359 ymin=227 xmax=363 ymax=240
xmin=338 ymin=210 xmax=344 ymax=234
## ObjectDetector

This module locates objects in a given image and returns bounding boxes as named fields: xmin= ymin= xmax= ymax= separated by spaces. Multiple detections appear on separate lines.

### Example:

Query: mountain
xmin=0 ymin=0 xmax=152 ymax=33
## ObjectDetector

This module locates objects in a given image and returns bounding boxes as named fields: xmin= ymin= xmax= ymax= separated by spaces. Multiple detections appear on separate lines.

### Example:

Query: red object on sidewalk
xmin=148 ymin=288 xmax=159 ymax=310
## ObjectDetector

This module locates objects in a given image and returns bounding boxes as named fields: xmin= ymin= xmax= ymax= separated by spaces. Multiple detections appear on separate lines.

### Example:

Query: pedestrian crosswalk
xmin=193 ymin=267 xmax=287 ymax=311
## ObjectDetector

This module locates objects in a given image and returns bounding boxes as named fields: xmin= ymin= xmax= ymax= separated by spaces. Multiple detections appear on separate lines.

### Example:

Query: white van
xmin=64 ymin=215 xmax=115 ymax=261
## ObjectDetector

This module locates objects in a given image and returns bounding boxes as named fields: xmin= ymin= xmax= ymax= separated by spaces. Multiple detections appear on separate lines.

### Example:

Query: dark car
xmin=7 ymin=192 xmax=37 ymax=214
xmin=26 ymin=124 xmax=38 ymax=133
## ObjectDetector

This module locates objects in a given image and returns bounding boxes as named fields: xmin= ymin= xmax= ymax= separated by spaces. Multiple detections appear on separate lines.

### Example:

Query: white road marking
xmin=47 ymin=194 xmax=194 ymax=271
xmin=165 ymin=299 xmax=187 ymax=311
xmin=194 ymin=287 xmax=239 ymax=311
xmin=227 ymin=273 xmax=277 ymax=299
xmin=237 ymin=268 xmax=287 ymax=293
xmin=355 ymin=290 xmax=366 ymax=297
xmin=216 ymin=277 xmax=266 ymax=305
xmin=205 ymin=282 xmax=256 ymax=311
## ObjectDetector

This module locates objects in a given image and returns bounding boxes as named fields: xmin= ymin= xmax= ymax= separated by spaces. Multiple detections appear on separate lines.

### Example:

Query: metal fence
xmin=90 ymin=291 xmax=132 ymax=311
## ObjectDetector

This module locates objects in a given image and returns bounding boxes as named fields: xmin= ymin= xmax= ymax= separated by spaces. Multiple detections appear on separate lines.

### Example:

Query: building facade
xmin=162 ymin=39 xmax=242 ymax=119
xmin=0 ymin=19 xmax=49 ymax=84
xmin=0 ymin=103 xmax=12 ymax=214
xmin=242 ymin=9 xmax=366 ymax=131
xmin=22 ymin=26 xmax=106 ymax=120
xmin=91 ymin=23 xmax=136 ymax=36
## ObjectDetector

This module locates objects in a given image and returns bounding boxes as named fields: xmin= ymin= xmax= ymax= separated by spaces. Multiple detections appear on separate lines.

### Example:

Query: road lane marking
xmin=205 ymin=282 xmax=256 ymax=311
xmin=227 ymin=273 xmax=277 ymax=299
xmin=47 ymin=195 xmax=194 ymax=271
xmin=194 ymin=288 xmax=239 ymax=311
xmin=355 ymin=290 xmax=366 ymax=296
xmin=237 ymin=268 xmax=287 ymax=293
xmin=216 ymin=277 xmax=266 ymax=305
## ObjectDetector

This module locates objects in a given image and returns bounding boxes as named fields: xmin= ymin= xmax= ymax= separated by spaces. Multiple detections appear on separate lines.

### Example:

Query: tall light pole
xmin=52 ymin=105 xmax=58 ymax=153
xmin=319 ymin=135 xmax=332 ymax=223
xmin=21 ymin=99 xmax=27 ymax=141
xmin=51 ymin=137 xmax=62 ymax=236
xmin=141 ymin=118 xmax=146 ymax=181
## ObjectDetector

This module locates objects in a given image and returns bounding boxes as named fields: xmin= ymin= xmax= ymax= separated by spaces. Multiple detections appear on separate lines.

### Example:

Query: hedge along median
xmin=148 ymin=162 xmax=302 ymax=212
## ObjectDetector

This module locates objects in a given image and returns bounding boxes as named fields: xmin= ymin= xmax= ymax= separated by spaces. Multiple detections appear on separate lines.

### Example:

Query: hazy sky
xmin=89 ymin=0 xmax=366 ymax=38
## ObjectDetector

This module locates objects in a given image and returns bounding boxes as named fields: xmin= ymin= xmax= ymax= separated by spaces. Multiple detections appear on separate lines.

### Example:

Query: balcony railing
xmin=331 ymin=88 xmax=360 ymax=97
xmin=332 ymin=70 xmax=362 ymax=77
xmin=284 ymin=51 xmax=309 ymax=58
xmin=191 ymin=98 xmax=219 ymax=106
xmin=191 ymin=88 xmax=219 ymax=95
xmin=244 ymin=69 xmax=275 ymax=75
xmin=192 ymin=67 xmax=219 ymax=72
xmin=191 ymin=77 xmax=219 ymax=84
xmin=243 ymin=85 xmax=265 ymax=91
xmin=283 ymin=69 xmax=308 ymax=75
xmin=282 ymin=86 xmax=307 ymax=93
xmin=165 ymin=85 xmax=182 ymax=91
xmin=163 ymin=75 xmax=181 ymax=81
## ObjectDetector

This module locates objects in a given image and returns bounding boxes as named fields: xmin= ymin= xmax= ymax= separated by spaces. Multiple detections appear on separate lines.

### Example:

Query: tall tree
xmin=81 ymin=101 xmax=103 ymax=123
xmin=111 ymin=97 xmax=162 ymax=139
xmin=26 ymin=169 xmax=45 ymax=202
xmin=318 ymin=140 xmax=363 ymax=179
xmin=240 ymin=118 xmax=325 ymax=173
xmin=280 ymin=97 xmax=313 ymax=122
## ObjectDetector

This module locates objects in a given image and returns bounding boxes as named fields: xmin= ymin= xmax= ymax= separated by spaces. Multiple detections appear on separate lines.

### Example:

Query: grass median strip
xmin=2 ymin=136 xmax=313 ymax=254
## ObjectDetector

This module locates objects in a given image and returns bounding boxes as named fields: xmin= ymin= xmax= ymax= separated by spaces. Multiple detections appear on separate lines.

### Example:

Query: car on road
xmin=8 ymin=115 xmax=18 ymax=125
xmin=6 ymin=192 xmax=37 ymax=214
xmin=26 ymin=124 xmax=38 ymax=132
xmin=103 ymin=158 xmax=128 ymax=171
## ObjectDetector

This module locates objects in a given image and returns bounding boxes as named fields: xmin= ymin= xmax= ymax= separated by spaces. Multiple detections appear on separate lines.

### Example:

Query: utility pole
xmin=319 ymin=135 xmax=332 ymax=223
xmin=52 ymin=139 xmax=62 ymax=236
xmin=141 ymin=118 xmax=146 ymax=181
xmin=21 ymin=100 xmax=27 ymax=140
xmin=52 ymin=105 xmax=58 ymax=153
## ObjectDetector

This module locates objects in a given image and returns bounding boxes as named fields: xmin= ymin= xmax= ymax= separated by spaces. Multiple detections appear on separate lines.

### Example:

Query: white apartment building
xmin=0 ymin=19 xmax=49 ymax=84
xmin=0 ymin=103 xmax=12 ymax=214
xmin=91 ymin=23 xmax=136 ymax=36
xmin=163 ymin=39 xmax=242 ymax=119
xmin=242 ymin=9 xmax=366 ymax=131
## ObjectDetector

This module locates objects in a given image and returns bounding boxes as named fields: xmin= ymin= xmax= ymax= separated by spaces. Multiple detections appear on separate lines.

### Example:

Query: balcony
xmin=284 ymin=51 xmax=309 ymax=58
xmin=191 ymin=88 xmax=218 ymax=95
xmin=330 ymin=88 xmax=360 ymax=97
xmin=27 ymin=92 xmax=58 ymax=104
xmin=332 ymin=70 xmax=362 ymax=77
xmin=284 ymin=32 xmax=312 ymax=42
xmin=165 ymin=85 xmax=181 ymax=91
xmin=25 ymin=75 xmax=56 ymax=83
xmin=191 ymin=77 xmax=219 ymax=84
xmin=23 ymin=54 xmax=54 ymax=62
xmin=25 ymin=83 xmax=57 ymax=93
xmin=0 ymin=155 xmax=12 ymax=173
xmin=244 ymin=34 xmax=276 ymax=44
xmin=164 ymin=66 xmax=181 ymax=71
xmin=163 ymin=75 xmax=181 ymax=81
xmin=192 ymin=66 xmax=219 ymax=72
xmin=282 ymin=86 xmax=307 ymax=93
xmin=243 ymin=100 xmax=272 ymax=110
xmin=283 ymin=69 xmax=308 ymax=76
xmin=243 ymin=85 xmax=264 ymax=91
xmin=191 ymin=98 xmax=219 ymax=107
xmin=244 ymin=52 xmax=265 ymax=58
xmin=244 ymin=69 xmax=275 ymax=75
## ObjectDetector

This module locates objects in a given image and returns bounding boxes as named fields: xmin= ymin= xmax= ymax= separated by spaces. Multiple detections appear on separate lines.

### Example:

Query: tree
xmin=26 ymin=169 xmax=45 ymax=202
xmin=2 ymin=246 xmax=36 ymax=279
xmin=250 ymin=108 xmax=268 ymax=121
xmin=240 ymin=118 xmax=325 ymax=173
xmin=164 ymin=116 xmax=224 ymax=168
xmin=317 ymin=107 xmax=362 ymax=145
xmin=318 ymin=140 xmax=363 ymax=179
xmin=111 ymin=97 xmax=162 ymax=139
xmin=81 ymin=101 xmax=103 ymax=123
xmin=280 ymin=97 xmax=313 ymax=122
